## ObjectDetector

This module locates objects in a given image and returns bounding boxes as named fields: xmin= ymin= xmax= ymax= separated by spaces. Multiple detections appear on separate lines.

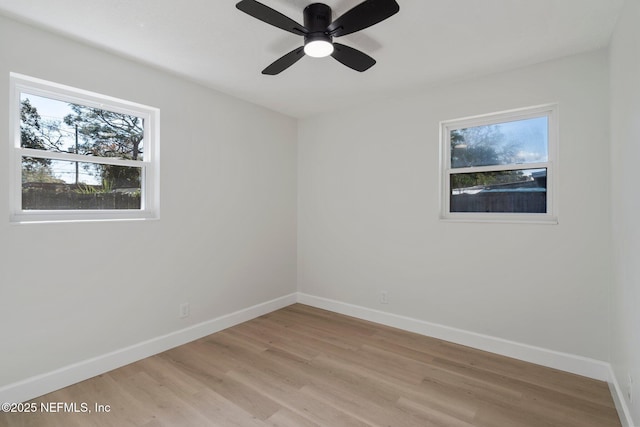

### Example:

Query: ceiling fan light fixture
xmin=304 ymin=39 xmax=334 ymax=57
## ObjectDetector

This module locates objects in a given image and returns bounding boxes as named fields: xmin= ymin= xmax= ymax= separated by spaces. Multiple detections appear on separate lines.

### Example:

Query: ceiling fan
xmin=236 ymin=0 xmax=400 ymax=75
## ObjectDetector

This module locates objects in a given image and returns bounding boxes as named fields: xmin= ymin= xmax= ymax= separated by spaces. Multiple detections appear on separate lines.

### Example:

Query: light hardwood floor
xmin=0 ymin=304 xmax=621 ymax=427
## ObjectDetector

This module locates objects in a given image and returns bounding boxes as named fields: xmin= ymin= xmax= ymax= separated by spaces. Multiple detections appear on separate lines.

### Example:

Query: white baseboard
xmin=0 ymin=293 xmax=297 ymax=404
xmin=297 ymin=293 xmax=636 ymax=426
xmin=608 ymin=365 xmax=637 ymax=427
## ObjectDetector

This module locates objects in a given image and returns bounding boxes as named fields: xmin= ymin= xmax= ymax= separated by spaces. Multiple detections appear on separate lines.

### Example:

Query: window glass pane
xmin=20 ymin=93 xmax=144 ymax=161
xmin=450 ymin=117 xmax=548 ymax=168
xmin=450 ymin=168 xmax=547 ymax=213
xmin=22 ymin=157 xmax=141 ymax=210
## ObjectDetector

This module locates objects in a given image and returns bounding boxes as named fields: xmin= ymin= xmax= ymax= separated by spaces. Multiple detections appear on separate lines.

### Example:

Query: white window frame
xmin=9 ymin=73 xmax=160 ymax=223
xmin=440 ymin=104 xmax=558 ymax=224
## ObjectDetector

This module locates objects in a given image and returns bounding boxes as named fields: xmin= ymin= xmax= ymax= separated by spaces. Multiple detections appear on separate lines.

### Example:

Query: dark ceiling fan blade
xmin=262 ymin=47 xmax=306 ymax=75
xmin=236 ymin=0 xmax=308 ymax=36
xmin=331 ymin=43 xmax=376 ymax=72
xmin=328 ymin=0 xmax=399 ymax=37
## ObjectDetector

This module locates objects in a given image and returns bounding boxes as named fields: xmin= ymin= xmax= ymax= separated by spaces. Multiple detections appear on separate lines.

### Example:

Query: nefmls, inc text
xmin=39 ymin=402 xmax=111 ymax=413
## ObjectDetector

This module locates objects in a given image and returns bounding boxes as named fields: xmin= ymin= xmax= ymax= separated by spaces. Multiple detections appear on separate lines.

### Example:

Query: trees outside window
xmin=10 ymin=73 xmax=159 ymax=223
xmin=440 ymin=105 xmax=557 ymax=223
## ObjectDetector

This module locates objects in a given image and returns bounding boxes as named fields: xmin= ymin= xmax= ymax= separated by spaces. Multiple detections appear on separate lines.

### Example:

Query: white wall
xmin=298 ymin=50 xmax=612 ymax=361
xmin=0 ymin=15 xmax=297 ymax=388
xmin=610 ymin=0 xmax=640 ymax=423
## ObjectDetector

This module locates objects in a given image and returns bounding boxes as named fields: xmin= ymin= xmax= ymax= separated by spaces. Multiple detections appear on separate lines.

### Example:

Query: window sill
xmin=440 ymin=214 xmax=558 ymax=225
xmin=10 ymin=211 xmax=159 ymax=225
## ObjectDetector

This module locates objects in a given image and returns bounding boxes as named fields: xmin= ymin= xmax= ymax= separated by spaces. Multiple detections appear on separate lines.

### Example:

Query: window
xmin=10 ymin=73 xmax=159 ymax=223
xmin=440 ymin=104 xmax=557 ymax=223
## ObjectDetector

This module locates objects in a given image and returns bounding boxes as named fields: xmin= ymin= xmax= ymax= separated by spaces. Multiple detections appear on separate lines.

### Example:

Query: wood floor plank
xmin=396 ymin=397 xmax=477 ymax=427
xmin=265 ymin=408 xmax=320 ymax=427
xmin=0 ymin=304 xmax=622 ymax=427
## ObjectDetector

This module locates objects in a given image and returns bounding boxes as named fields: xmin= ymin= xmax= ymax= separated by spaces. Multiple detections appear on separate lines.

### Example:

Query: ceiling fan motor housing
xmin=303 ymin=3 xmax=333 ymax=47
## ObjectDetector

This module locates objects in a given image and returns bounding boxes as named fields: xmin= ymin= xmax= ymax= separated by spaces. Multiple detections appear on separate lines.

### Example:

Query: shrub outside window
xmin=10 ymin=73 xmax=160 ymax=223
xmin=440 ymin=105 xmax=558 ymax=223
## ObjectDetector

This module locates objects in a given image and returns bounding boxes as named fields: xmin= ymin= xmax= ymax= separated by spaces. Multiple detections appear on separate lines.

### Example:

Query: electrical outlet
xmin=380 ymin=291 xmax=389 ymax=304
xmin=628 ymin=374 xmax=634 ymax=403
xmin=179 ymin=302 xmax=190 ymax=318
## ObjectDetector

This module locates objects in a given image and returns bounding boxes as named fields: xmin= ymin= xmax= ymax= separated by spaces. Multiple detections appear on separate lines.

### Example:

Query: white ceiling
xmin=0 ymin=0 xmax=624 ymax=118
